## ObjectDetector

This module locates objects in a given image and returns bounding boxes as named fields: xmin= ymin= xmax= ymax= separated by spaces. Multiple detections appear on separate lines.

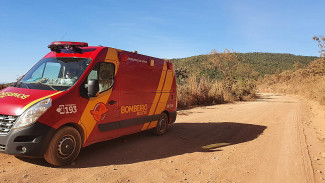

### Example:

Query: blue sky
xmin=0 ymin=0 xmax=324 ymax=82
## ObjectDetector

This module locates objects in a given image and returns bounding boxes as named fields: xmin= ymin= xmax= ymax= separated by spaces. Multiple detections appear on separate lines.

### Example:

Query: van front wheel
xmin=152 ymin=113 xmax=168 ymax=136
xmin=44 ymin=126 xmax=81 ymax=166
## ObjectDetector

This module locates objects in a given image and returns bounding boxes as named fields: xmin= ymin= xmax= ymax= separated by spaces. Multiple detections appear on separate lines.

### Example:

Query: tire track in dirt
xmin=0 ymin=93 xmax=317 ymax=182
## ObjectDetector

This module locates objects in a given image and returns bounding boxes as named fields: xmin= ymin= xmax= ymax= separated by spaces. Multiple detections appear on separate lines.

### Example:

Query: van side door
xmin=80 ymin=61 xmax=120 ymax=144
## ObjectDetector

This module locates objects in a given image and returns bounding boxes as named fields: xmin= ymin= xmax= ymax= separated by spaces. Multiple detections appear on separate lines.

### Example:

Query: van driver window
xmin=88 ymin=62 xmax=115 ymax=93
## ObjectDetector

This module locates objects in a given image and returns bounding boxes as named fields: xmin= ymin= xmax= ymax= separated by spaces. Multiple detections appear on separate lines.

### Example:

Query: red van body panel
xmin=0 ymin=42 xmax=177 ymax=156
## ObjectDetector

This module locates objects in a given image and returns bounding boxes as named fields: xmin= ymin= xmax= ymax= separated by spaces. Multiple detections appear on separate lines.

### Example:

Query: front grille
xmin=0 ymin=144 xmax=5 ymax=151
xmin=0 ymin=114 xmax=18 ymax=134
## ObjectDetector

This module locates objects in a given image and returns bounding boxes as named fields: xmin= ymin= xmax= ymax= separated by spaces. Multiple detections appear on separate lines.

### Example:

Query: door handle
xmin=108 ymin=100 xmax=117 ymax=105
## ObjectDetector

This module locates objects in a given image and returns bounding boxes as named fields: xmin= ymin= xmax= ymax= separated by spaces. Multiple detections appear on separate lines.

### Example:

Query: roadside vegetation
xmin=258 ymin=36 xmax=325 ymax=105
xmin=173 ymin=51 xmax=317 ymax=108
xmin=258 ymin=58 xmax=325 ymax=104
xmin=0 ymin=84 xmax=9 ymax=90
xmin=175 ymin=50 xmax=259 ymax=108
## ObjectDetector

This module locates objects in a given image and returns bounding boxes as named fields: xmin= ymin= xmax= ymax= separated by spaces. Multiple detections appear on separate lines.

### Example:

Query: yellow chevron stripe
xmin=141 ymin=122 xmax=150 ymax=131
xmin=148 ymin=93 xmax=161 ymax=115
xmin=23 ymin=91 xmax=62 ymax=110
xmin=147 ymin=120 xmax=158 ymax=129
xmin=105 ymin=48 xmax=120 ymax=75
xmin=154 ymin=70 xmax=174 ymax=115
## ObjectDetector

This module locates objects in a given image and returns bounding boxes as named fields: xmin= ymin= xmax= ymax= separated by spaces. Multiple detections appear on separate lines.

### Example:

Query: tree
xmin=208 ymin=50 xmax=259 ymax=99
xmin=313 ymin=35 xmax=325 ymax=57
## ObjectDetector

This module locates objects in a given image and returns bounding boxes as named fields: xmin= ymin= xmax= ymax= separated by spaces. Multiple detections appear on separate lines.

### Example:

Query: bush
xmin=0 ymin=84 xmax=9 ymax=90
xmin=176 ymin=50 xmax=258 ymax=109
xmin=258 ymin=58 xmax=325 ymax=105
xmin=177 ymin=75 xmax=224 ymax=108
xmin=177 ymin=75 xmax=257 ymax=109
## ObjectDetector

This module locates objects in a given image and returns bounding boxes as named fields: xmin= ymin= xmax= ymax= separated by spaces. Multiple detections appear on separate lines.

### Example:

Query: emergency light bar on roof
xmin=48 ymin=41 xmax=88 ymax=53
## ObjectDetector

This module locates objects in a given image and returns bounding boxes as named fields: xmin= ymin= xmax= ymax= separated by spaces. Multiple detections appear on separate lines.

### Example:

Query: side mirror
xmin=87 ymin=79 xmax=99 ymax=97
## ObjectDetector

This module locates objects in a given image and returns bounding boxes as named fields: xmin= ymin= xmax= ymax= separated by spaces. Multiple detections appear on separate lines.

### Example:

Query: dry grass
xmin=177 ymin=75 xmax=257 ymax=109
xmin=177 ymin=75 xmax=224 ymax=108
xmin=176 ymin=50 xmax=258 ymax=109
xmin=0 ymin=84 xmax=9 ymax=90
xmin=258 ymin=58 xmax=325 ymax=104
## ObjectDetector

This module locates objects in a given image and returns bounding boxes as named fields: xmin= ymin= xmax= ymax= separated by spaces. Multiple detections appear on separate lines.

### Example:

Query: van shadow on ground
xmin=18 ymin=122 xmax=266 ymax=168
xmin=76 ymin=122 xmax=266 ymax=168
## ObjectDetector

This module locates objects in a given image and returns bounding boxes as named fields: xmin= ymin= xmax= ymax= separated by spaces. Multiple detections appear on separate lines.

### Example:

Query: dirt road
xmin=1 ymin=94 xmax=324 ymax=182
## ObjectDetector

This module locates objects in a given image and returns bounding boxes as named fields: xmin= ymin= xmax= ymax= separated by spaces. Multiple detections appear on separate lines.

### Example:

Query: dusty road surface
xmin=1 ymin=93 xmax=325 ymax=183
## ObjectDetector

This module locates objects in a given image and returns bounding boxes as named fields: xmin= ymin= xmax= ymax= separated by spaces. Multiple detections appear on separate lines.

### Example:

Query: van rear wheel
xmin=44 ymin=126 xmax=81 ymax=166
xmin=152 ymin=113 xmax=168 ymax=136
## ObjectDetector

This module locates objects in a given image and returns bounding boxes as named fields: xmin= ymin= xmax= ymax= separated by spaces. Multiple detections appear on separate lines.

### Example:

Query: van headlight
xmin=13 ymin=98 xmax=52 ymax=129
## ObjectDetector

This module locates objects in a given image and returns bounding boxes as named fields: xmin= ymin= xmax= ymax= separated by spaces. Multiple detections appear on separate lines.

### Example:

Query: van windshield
xmin=18 ymin=57 xmax=91 ymax=91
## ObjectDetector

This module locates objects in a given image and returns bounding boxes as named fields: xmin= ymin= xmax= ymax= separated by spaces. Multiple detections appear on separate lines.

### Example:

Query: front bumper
xmin=0 ymin=122 xmax=55 ymax=158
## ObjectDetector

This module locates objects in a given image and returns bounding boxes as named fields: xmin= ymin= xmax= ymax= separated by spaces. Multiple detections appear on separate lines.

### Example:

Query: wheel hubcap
xmin=158 ymin=118 xmax=167 ymax=133
xmin=58 ymin=136 xmax=75 ymax=158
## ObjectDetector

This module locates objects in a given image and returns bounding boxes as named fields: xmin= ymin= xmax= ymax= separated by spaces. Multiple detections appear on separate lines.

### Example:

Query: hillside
xmin=258 ymin=58 xmax=325 ymax=105
xmin=172 ymin=52 xmax=318 ymax=79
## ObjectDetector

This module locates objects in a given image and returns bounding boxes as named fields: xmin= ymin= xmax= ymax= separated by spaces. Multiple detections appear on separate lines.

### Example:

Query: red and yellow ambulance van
xmin=0 ymin=41 xmax=177 ymax=166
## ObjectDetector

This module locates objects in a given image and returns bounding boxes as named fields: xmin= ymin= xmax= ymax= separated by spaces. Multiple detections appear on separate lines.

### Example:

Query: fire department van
xmin=0 ymin=41 xmax=177 ymax=166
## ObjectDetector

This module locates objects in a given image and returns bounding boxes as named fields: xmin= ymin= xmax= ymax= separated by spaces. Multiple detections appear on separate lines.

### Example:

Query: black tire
xmin=44 ymin=126 xmax=81 ymax=166
xmin=152 ymin=113 xmax=168 ymax=136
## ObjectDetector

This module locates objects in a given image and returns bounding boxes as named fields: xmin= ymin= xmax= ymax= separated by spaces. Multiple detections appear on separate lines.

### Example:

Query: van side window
xmin=88 ymin=62 xmax=115 ymax=93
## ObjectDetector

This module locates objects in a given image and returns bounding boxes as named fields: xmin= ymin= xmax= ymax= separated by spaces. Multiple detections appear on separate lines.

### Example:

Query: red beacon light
xmin=48 ymin=41 xmax=88 ymax=53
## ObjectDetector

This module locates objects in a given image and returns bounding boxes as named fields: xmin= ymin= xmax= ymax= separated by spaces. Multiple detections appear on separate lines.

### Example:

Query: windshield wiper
xmin=17 ymin=82 xmax=30 ymax=89
xmin=36 ymin=82 xmax=58 ymax=91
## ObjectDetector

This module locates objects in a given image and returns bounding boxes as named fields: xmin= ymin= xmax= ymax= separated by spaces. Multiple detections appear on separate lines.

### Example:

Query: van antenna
xmin=60 ymin=32 xmax=67 ymax=41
